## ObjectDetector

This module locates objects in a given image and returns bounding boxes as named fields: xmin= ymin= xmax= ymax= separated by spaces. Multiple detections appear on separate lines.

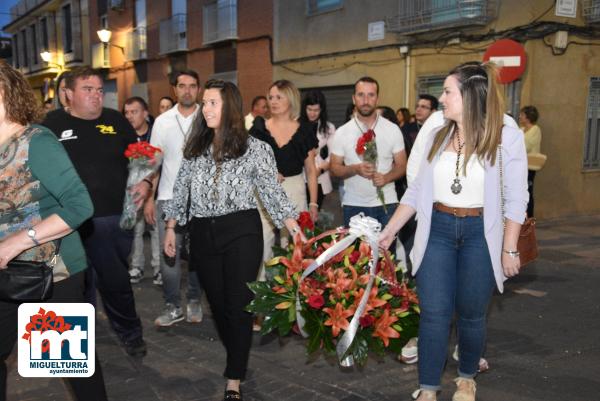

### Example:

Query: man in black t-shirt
xmin=43 ymin=67 xmax=151 ymax=357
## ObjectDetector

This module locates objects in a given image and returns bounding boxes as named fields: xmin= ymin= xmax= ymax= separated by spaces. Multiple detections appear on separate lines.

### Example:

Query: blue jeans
xmin=342 ymin=204 xmax=397 ymax=228
xmin=416 ymin=209 xmax=495 ymax=390
xmin=157 ymin=201 xmax=202 ymax=308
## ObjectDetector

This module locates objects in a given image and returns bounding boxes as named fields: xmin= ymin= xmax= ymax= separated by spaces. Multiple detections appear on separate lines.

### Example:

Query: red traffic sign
xmin=483 ymin=39 xmax=527 ymax=84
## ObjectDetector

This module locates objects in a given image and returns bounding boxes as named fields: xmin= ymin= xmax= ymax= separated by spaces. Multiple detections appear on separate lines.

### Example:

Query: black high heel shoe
xmin=224 ymin=389 xmax=242 ymax=400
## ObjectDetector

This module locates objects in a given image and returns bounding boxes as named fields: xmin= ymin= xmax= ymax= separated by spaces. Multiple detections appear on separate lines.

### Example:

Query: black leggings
xmin=527 ymin=170 xmax=536 ymax=217
xmin=189 ymin=209 xmax=263 ymax=380
xmin=0 ymin=271 xmax=108 ymax=401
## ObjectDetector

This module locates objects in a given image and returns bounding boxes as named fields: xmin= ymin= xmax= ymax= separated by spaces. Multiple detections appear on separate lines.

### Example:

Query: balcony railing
xmin=387 ymin=0 xmax=498 ymax=35
xmin=203 ymin=0 xmax=237 ymax=45
xmin=583 ymin=0 xmax=600 ymax=24
xmin=160 ymin=13 xmax=187 ymax=54
xmin=126 ymin=27 xmax=147 ymax=61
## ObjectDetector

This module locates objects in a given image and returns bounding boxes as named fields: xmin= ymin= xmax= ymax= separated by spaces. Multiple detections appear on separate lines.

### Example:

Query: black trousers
xmin=80 ymin=215 xmax=143 ymax=344
xmin=189 ymin=209 xmax=263 ymax=380
xmin=0 ymin=271 xmax=108 ymax=401
xmin=527 ymin=170 xmax=536 ymax=217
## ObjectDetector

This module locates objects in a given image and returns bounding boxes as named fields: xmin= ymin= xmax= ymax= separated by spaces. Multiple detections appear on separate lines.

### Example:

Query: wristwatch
xmin=27 ymin=227 xmax=40 ymax=246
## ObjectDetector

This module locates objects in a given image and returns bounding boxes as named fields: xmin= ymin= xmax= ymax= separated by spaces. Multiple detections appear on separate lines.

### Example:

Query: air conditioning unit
xmin=109 ymin=0 xmax=124 ymax=11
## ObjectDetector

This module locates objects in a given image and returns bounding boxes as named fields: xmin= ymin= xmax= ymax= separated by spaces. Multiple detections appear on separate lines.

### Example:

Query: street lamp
xmin=97 ymin=29 xmax=112 ymax=43
xmin=40 ymin=51 xmax=64 ymax=70
xmin=97 ymin=29 xmax=124 ymax=53
xmin=40 ymin=51 xmax=52 ymax=62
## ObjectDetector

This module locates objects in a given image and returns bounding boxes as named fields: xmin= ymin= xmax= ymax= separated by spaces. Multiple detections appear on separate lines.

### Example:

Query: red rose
xmin=124 ymin=141 xmax=161 ymax=160
xmin=359 ymin=314 xmax=375 ymax=328
xmin=355 ymin=130 xmax=376 ymax=155
xmin=307 ymin=294 xmax=325 ymax=309
xmin=355 ymin=137 xmax=366 ymax=155
xmin=349 ymin=250 xmax=360 ymax=264
xmin=297 ymin=211 xmax=314 ymax=231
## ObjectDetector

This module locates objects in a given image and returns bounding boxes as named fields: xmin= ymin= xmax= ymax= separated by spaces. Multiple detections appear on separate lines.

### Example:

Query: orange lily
xmin=280 ymin=239 xmax=314 ymax=277
xmin=326 ymin=267 xmax=357 ymax=299
xmin=353 ymin=287 xmax=387 ymax=315
xmin=272 ymin=285 xmax=288 ymax=294
xmin=358 ymin=241 xmax=371 ymax=259
xmin=391 ymin=282 xmax=419 ymax=305
xmin=372 ymin=309 xmax=400 ymax=347
xmin=323 ymin=302 xmax=354 ymax=337
xmin=357 ymin=273 xmax=370 ymax=285
xmin=299 ymin=278 xmax=324 ymax=298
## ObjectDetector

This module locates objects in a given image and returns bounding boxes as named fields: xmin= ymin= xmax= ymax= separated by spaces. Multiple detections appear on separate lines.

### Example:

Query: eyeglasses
xmin=416 ymin=104 xmax=431 ymax=110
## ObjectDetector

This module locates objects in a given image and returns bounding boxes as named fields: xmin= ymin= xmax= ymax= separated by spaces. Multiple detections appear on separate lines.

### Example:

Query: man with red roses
xmin=330 ymin=76 xmax=407 ymax=228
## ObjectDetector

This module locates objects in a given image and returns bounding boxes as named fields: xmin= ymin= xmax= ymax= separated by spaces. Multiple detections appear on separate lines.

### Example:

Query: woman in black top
xmin=249 ymin=80 xmax=318 ymax=280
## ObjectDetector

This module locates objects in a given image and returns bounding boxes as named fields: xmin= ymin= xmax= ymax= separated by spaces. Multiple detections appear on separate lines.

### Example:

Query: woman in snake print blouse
xmin=163 ymin=79 xmax=303 ymax=401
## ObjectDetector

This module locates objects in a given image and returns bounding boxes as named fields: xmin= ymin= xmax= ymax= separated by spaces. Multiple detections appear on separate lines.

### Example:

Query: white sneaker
xmin=152 ymin=272 xmax=163 ymax=286
xmin=129 ymin=267 xmax=143 ymax=284
xmin=186 ymin=300 xmax=203 ymax=323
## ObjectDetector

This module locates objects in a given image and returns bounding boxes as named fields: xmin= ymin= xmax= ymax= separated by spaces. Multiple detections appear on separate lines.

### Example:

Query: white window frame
xmin=202 ymin=0 xmax=238 ymax=45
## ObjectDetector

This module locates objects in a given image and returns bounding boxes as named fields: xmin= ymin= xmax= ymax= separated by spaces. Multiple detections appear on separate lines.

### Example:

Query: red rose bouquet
xmin=355 ymin=128 xmax=387 ymax=212
xmin=246 ymin=213 xmax=419 ymax=366
xmin=119 ymin=141 xmax=163 ymax=229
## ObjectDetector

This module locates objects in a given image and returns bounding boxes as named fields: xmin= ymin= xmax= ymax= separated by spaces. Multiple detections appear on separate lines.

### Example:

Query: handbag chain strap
xmin=498 ymin=144 xmax=505 ymax=229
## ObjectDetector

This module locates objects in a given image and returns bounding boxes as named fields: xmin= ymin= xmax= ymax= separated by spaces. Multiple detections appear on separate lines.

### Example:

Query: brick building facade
xmin=4 ymin=0 xmax=274 ymax=117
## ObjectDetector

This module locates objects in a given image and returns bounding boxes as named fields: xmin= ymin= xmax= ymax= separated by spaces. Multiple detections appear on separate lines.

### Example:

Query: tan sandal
xmin=452 ymin=377 xmax=476 ymax=401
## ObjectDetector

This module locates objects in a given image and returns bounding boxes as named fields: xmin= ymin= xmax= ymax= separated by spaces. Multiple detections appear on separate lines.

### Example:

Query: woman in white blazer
xmin=379 ymin=62 xmax=528 ymax=401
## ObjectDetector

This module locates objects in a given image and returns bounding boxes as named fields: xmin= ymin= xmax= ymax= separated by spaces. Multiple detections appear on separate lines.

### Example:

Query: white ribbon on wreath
xmin=295 ymin=213 xmax=381 ymax=367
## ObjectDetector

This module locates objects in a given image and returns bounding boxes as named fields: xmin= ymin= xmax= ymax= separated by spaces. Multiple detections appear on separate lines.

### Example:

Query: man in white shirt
xmin=244 ymin=95 xmax=269 ymax=130
xmin=330 ymin=76 xmax=407 ymax=227
xmin=145 ymin=70 xmax=203 ymax=327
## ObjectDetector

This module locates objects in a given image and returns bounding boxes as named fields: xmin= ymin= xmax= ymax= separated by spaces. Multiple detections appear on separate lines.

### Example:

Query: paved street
xmin=7 ymin=214 xmax=600 ymax=401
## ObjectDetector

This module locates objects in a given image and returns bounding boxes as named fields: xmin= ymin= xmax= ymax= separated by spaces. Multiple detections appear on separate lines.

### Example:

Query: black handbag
xmin=0 ymin=241 xmax=60 ymax=302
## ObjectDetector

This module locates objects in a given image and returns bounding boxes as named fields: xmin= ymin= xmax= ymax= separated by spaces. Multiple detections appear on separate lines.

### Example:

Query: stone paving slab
xmin=6 ymin=215 xmax=600 ymax=401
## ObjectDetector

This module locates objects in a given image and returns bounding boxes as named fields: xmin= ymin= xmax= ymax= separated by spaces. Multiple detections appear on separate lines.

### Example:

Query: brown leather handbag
xmin=517 ymin=217 xmax=538 ymax=266
xmin=499 ymin=145 xmax=539 ymax=266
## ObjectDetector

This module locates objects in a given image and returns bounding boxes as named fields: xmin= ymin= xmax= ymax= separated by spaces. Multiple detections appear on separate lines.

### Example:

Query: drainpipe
xmin=401 ymin=46 xmax=410 ymax=107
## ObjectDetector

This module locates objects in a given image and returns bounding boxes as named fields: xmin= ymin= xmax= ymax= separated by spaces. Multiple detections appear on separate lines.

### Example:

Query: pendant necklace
xmin=211 ymin=160 xmax=222 ymax=202
xmin=353 ymin=113 xmax=379 ymax=134
xmin=450 ymin=129 xmax=465 ymax=195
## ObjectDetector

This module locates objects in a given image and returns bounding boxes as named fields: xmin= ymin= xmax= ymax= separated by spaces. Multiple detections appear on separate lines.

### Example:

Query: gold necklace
xmin=450 ymin=129 xmax=465 ymax=195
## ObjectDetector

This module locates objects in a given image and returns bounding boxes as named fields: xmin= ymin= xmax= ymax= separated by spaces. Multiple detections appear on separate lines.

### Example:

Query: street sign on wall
xmin=483 ymin=39 xmax=527 ymax=84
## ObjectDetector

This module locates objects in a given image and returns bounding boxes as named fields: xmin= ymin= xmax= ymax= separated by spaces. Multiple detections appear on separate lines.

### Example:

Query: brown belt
xmin=433 ymin=202 xmax=483 ymax=217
